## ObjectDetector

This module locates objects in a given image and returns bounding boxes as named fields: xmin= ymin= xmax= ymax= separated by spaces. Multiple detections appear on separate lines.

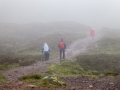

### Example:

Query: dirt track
xmin=2 ymin=32 xmax=120 ymax=90
xmin=2 ymin=33 xmax=99 ymax=82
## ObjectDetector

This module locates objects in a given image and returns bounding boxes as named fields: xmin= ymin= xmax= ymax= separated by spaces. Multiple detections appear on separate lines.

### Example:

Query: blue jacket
xmin=58 ymin=41 xmax=66 ymax=52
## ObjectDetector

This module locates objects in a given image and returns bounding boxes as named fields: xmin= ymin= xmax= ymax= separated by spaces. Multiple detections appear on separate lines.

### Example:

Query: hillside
xmin=1 ymin=28 xmax=120 ymax=90
xmin=0 ymin=21 xmax=90 ymax=55
xmin=0 ymin=21 xmax=89 ymax=38
xmin=0 ymin=21 xmax=90 ymax=71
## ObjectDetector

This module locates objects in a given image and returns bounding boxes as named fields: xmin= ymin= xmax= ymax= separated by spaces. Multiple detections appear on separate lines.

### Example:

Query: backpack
xmin=43 ymin=44 xmax=49 ymax=52
xmin=59 ymin=42 xmax=64 ymax=49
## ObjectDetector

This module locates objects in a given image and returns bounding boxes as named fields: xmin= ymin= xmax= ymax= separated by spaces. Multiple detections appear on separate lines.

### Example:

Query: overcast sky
xmin=0 ymin=0 xmax=120 ymax=28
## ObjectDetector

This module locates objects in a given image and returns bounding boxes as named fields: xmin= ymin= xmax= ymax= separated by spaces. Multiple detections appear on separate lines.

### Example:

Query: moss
xmin=19 ymin=74 xmax=66 ymax=88
xmin=105 ymin=72 xmax=119 ymax=76
xmin=49 ymin=61 xmax=86 ymax=76
xmin=19 ymin=74 xmax=42 ymax=80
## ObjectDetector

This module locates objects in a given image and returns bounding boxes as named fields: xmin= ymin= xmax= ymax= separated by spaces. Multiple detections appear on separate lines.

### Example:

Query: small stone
xmin=70 ymin=86 xmax=76 ymax=90
xmin=83 ymin=81 xmax=88 ymax=83
xmin=109 ymin=82 xmax=114 ymax=85
xmin=14 ymin=70 xmax=18 ymax=73
xmin=89 ymin=85 xmax=93 ymax=88
xmin=27 ymin=84 xmax=37 ymax=88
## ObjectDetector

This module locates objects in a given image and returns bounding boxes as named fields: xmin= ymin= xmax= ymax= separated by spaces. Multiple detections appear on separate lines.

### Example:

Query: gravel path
xmin=2 ymin=33 xmax=100 ymax=82
xmin=61 ymin=76 xmax=120 ymax=90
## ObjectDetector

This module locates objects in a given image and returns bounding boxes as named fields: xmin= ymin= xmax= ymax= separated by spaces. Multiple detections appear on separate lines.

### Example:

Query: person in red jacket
xmin=90 ymin=28 xmax=95 ymax=40
xmin=58 ymin=39 xmax=66 ymax=61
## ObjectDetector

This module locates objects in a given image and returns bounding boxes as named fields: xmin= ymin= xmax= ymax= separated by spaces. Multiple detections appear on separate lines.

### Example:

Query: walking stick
xmin=40 ymin=50 xmax=43 ymax=62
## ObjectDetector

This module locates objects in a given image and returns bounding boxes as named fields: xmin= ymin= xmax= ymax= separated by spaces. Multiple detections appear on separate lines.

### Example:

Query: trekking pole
xmin=42 ymin=52 xmax=44 ymax=61
xmin=40 ymin=50 xmax=43 ymax=62
xmin=41 ymin=54 xmax=43 ymax=61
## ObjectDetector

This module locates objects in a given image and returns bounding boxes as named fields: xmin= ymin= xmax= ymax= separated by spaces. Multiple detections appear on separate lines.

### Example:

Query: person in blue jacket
xmin=58 ymin=39 xmax=66 ymax=61
xmin=41 ymin=42 xmax=50 ymax=61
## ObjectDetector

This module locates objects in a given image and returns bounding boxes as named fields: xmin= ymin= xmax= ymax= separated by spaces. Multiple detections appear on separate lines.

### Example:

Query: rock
xmin=109 ymin=82 xmax=114 ymax=85
xmin=27 ymin=84 xmax=38 ymax=88
xmin=70 ymin=86 xmax=76 ymax=90
xmin=89 ymin=85 xmax=93 ymax=88
xmin=83 ymin=81 xmax=88 ymax=83
xmin=14 ymin=70 xmax=18 ymax=73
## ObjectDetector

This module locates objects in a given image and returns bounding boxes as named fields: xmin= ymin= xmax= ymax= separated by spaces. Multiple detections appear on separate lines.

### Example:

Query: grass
xmin=48 ymin=29 xmax=120 ymax=77
xmin=0 ymin=31 xmax=86 ymax=70
xmin=49 ymin=61 xmax=86 ymax=76
xmin=17 ymin=51 xmax=41 ymax=56
xmin=49 ymin=55 xmax=120 ymax=78
xmin=19 ymin=74 xmax=42 ymax=81
xmin=19 ymin=73 xmax=66 ymax=88
xmin=74 ymin=28 xmax=120 ymax=77
xmin=89 ymin=27 xmax=120 ymax=55
xmin=0 ymin=63 xmax=19 ymax=70
xmin=76 ymin=54 xmax=120 ymax=76
xmin=0 ymin=72 xmax=5 ymax=83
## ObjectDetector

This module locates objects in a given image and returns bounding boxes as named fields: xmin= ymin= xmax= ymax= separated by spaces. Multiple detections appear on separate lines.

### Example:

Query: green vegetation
xmin=0 ymin=63 xmax=19 ymax=70
xmin=77 ymin=28 xmax=120 ymax=77
xmin=49 ymin=54 xmax=120 ymax=77
xmin=19 ymin=73 xmax=66 ymax=88
xmin=87 ymin=36 xmax=120 ymax=55
xmin=19 ymin=74 xmax=42 ymax=81
xmin=0 ymin=32 xmax=85 ymax=70
xmin=0 ymin=22 xmax=89 ymax=70
xmin=76 ymin=54 xmax=120 ymax=76
xmin=48 ymin=28 xmax=120 ymax=77
xmin=0 ymin=72 xmax=5 ymax=83
xmin=97 ymin=37 xmax=120 ymax=55
xmin=49 ymin=61 xmax=85 ymax=76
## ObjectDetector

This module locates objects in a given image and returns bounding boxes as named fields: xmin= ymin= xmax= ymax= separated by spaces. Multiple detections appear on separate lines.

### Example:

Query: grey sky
xmin=0 ymin=0 xmax=120 ymax=28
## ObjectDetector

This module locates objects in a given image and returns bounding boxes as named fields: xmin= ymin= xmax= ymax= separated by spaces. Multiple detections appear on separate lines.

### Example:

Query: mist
xmin=0 ymin=0 xmax=120 ymax=28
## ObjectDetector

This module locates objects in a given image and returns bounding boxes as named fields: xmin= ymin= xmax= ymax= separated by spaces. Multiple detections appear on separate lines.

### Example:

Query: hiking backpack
xmin=59 ymin=42 xmax=64 ymax=49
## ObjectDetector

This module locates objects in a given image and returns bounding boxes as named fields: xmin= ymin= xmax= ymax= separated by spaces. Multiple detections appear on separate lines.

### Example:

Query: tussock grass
xmin=19 ymin=73 xmax=66 ymax=88
xmin=19 ymin=74 xmax=42 ymax=80
xmin=49 ymin=61 xmax=86 ymax=76
xmin=76 ymin=54 xmax=120 ymax=76
xmin=0 ymin=72 xmax=5 ymax=83
xmin=49 ymin=55 xmax=120 ymax=77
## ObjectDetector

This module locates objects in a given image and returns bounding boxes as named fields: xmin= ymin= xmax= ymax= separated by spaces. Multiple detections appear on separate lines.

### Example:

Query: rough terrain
xmin=2 ymin=32 xmax=120 ymax=90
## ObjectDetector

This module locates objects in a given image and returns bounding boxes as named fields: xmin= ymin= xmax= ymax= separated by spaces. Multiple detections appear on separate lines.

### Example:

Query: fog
xmin=0 ymin=0 xmax=120 ymax=28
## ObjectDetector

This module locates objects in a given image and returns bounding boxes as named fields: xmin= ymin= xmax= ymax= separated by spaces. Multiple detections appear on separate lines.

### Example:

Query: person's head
xmin=44 ymin=42 xmax=47 ymax=45
xmin=61 ymin=39 xmax=63 ymax=42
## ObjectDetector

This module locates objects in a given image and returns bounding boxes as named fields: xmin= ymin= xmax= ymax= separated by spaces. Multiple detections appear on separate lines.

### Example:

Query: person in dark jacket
xmin=58 ymin=39 xmax=66 ymax=61
xmin=41 ymin=42 xmax=50 ymax=61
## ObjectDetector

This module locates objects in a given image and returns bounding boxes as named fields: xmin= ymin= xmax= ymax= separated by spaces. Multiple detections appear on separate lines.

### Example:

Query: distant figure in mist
xmin=90 ymin=28 xmax=95 ymax=40
xmin=58 ymin=39 xmax=66 ymax=61
xmin=41 ymin=42 xmax=50 ymax=61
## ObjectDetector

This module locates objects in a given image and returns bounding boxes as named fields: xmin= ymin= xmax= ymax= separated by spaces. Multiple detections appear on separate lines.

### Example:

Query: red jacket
xmin=90 ymin=29 xmax=95 ymax=36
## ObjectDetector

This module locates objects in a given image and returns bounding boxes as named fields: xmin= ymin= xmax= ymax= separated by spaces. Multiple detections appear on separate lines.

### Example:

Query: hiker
xmin=58 ymin=39 xmax=66 ymax=61
xmin=90 ymin=28 xmax=95 ymax=39
xmin=41 ymin=42 xmax=50 ymax=61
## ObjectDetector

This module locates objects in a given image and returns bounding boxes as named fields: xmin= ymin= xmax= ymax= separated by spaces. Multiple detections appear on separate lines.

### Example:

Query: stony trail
xmin=2 ymin=32 xmax=120 ymax=90
xmin=2 ymin=33 xmax=100 ymax=82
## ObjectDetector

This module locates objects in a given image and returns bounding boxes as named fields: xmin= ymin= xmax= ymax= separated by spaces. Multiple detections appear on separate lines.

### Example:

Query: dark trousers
xmin=60 ymin=51 xmax=65 ymax=60
xmin=44 ymin=53 xmax=49 ymax=61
